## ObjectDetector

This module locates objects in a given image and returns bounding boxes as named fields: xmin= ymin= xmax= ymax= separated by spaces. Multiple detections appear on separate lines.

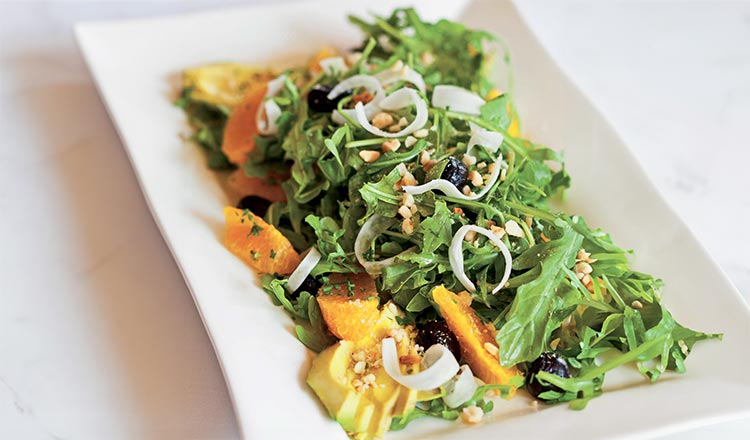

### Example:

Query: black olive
xmin=441 ymin=157 xmax=469 ymax=188
xmin=307 ymin=85 xmax=350 ymax=112
xmin=290 ymin=276 xmax=322 ymax=299
xmin=236 ymin=196 xmax=271 ymax=217
xmin=526 ymin=352 xmax=571 ymax=399
xmin=415 ymin=321 xmax=461 ymax=360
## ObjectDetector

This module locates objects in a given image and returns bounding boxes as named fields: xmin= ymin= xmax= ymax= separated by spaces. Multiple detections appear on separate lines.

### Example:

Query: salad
xmin=176 ymin=8 xmax=720 ymax=440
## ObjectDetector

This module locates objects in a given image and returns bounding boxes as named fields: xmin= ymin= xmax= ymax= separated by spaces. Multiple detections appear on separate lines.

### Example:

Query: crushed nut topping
xmin=382 ymin=139 xmax=401 ymax=152
xmin=401 ymin=218 xmax=414 ymax=235
xmin=359 ymin=150 xmax=381 ymax=163
xmin=398 ymin=205 xmax=412 ymax=219
xmin=468 ymin=170 xmax=483 ymax=187
xmin=462 ymin=154 xmax=477 ymax=167
xmin=461 ymin=406 xmax=484 ymax=424
xmin=371 ymin=112 xmax=394 ymax=129
xmin=413 ymin=128 xmax=429 ymax=139
xmin=404 ymin=136 xmax=418 ymax=148
xmin=505 ymin=220 xmax=524 ymax=237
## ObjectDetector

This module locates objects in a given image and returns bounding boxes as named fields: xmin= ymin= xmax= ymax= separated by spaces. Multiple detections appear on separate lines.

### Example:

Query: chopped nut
xmin=631 ymin=300 xmax=644 ymax=309
xmin=462 ymin=185 xmax=471 ymax=196
xmin=352 ymin=350 xmax=366 ymax=362
xmin=420 ymin=51 xmax=435 ymax=66
xmin=500 ymin=168 xmax=507 ymax=181
xmin=581 ymin=274 xmax=592 ymax=286
xmin=461 ymin=406 xmax=484 ymax=424
xmin=398 ymin=117 xmax=408 ymax=127
xmin=382 ymin=139 xmax=401 ymax=152
xmin=505 ymin=220 xmax=524 ymax=237
xmin=464 ymin=230 xmax=477 ymax=243
xmin=402 ymin=192 xmax=415 ymax=207
xmin=371 ymin=112 xmax=394 ymax=129
xmin=359 ymin=150 xmax=381 ymax=163
xmin=401 ymin=171 xmax=417 ymax=186
xmin=525 ymin=216 xmax=533 ymax=228
xmin=490 ymin=225 xmax=506 ymax=240
xmin=388 ymin=124 xmax=402 ymax=133
xmin=462 ymin=154 xmax=477 ymax=167
xmin=575 ymin=262 xmax=593 ymax=275
xmin=353 ymin=361 xmax=366 ymax=374
xmin=395 ymin=163 xmax=408 ymax=176
xmin=483 ymin=342 xmax=499 ymax=357
xmin=413 ymin=128 xmax=429 ymax=138
xmin=488 ymin=162 xmax=497 ymax=173
xmin=404 ymin=136 xmax=417 ymax=148
xmin=409 ymin=204 xmax=418 ymax=214
xmin=477 ymin=161 xmax=487 ymax=169
xmin=419 ymin=150 xmax=431 ymax=165
xmin=390 ymin=60 xmax=404 ymax=72
xmin=468 ymin=170 xmax=483 ymax=187
xmin=352 ymin=378 xmax=363 ymax=388
xmin=398 ymin=205 xmax=412 ymax=219
xmin=402 ymin=218 xmax=414 ymax=235
xmin=362 ymin=373 xmax=377 ymax=385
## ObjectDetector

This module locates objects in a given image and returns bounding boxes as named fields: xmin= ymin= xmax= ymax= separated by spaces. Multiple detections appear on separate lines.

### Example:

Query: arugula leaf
xmin=496 ymin=222 xmax=583 ymax=365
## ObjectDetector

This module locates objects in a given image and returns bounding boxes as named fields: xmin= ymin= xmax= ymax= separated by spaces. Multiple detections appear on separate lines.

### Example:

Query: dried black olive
xmin=427 ymin=156 xmax=468 ymax=189
xmin=526 ymin=352 xmax=571 ymax=399
xmin=415 ymin=321 xmax=461 ymax=360
xmin=236 ymin=196 xmax=271 ymax=217
xmin=290 ymin=276 xmax=322 ymax=300
xmin=307 ymin=84 xmax=350 ymax=112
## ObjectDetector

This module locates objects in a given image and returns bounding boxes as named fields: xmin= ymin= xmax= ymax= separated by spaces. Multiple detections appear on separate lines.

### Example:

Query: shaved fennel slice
xmin=256 ymin=74 xmax=287 ymax=135
xmin=382 ymin=338 xmax=459 ymax=391
xmin=318 ymin=56 xmax=347 ymax=75
xmin=328 ymin=74 xmax=384 ymax=125
xmin=449 ymin=225 xmax=513 ymax=294
xmin=442 ymin=365 xmax=478 ymax=408
xmin=354 ymin=88 xmax=428 ymax=138
xmin=285 ymin=247 xmax=322 ymax=293
xmin=354 ymin=215 xmax=412 ymax=275
xmin=402 ymin=154 xmax=503 ymax=201
xmin=467 ymin=122 xmax=504 ymax=156
xmin=374 ymin=64 xmax=426 ymax=93
xmin=431 ymin=85 xmax=486 ymax=115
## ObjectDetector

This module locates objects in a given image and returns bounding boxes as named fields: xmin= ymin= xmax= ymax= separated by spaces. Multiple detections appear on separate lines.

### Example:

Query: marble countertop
xmin=1 ymin=1 xmax=748 ymax=438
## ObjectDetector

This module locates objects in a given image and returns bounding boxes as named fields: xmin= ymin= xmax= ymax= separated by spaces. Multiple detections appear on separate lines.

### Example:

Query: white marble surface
xmin=0 ymin=1 xmax=748 ymax=439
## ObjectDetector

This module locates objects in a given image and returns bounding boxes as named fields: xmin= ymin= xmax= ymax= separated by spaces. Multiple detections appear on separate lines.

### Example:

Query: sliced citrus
xmin=317 ymin=273 xmax=380 ymax=342
xmin=431 ymin=286 xmax=521 ymax=394
xmin=223 ymin=206 xmax=300 ymax=275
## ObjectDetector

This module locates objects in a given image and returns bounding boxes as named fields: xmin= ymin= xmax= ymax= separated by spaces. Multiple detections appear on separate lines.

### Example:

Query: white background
xmin=1 ymin=0 xmax=748 ymax=438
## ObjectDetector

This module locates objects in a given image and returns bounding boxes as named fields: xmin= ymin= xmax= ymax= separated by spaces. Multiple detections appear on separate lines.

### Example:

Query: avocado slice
xmin=307 ymin=341 xmax=369 ymax=431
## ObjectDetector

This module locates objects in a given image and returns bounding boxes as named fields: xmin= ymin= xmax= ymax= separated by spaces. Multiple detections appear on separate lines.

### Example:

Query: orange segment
xmin=227 ymin=169 xmax=287 ymax=203
xmin=317 ymin=273 xmax=380 ymax=342
xmin=182 ymin=64 xmax=276 ymax=109
xmin=432 ymin=286 xmax=521 ymax=393
xmin=223 ymin=207 xmax=300 ymax=275
xmin=308 ymin=46 xmax=339 ymax=75
xmin=221 ymin=85 xmax=266 ymax=165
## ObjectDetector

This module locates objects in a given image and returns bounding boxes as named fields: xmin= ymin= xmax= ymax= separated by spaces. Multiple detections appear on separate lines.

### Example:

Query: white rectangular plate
xmin=75 ymin=1 xmax=750 ymax=438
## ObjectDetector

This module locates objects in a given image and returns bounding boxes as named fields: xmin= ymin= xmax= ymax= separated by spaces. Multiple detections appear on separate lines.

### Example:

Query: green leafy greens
xmin=178 ymin=6 xmax=720 ymax=432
